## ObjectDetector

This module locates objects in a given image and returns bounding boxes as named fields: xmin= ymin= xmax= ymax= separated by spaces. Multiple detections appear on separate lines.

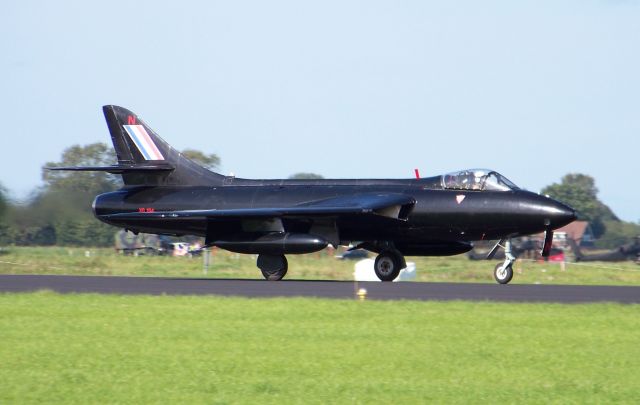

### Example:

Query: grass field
xmin=1 ymin=246 xmax=640 ymax=285
xmin=1 ymin=292 xmax=639 ymax=403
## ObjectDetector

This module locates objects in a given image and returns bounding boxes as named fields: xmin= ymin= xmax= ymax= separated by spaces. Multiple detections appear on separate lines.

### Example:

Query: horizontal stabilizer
xmin=46 ymin=164 xmax=174 ymax=174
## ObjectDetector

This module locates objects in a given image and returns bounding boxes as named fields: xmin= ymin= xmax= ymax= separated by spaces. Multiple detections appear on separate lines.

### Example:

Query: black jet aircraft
xmin=49 ymin=106 xmax=576 ymax=284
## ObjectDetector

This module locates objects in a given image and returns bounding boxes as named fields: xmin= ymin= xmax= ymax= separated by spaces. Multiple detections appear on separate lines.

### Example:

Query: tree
xmin=0 ymin=183 xmax=6 ymax=220
xmin=24 ymin=143 xmax=122 ymax=246
xmin=597 ymin=220 xmax=640 ymax=249
xmin=288 ymin=172 xmax=324 ymax=180
xmin=182 ymin=149 xmax=220 ymax=170
xmin=541 ymin=174 xmax=617 ymax=238
xmin=0 ymin=184 xmax=8 ymax=245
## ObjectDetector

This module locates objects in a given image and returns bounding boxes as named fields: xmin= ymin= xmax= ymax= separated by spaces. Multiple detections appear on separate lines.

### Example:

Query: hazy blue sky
xmin=1 ymin=1 xmax=638 ymax=221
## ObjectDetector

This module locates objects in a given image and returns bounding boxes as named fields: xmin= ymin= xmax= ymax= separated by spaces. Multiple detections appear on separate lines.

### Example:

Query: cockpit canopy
xmin=441 ymin=169 xmax=519 ymax=191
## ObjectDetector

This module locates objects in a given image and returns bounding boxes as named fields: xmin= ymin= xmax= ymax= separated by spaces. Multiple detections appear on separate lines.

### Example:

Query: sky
xmin=1 ymin=1 xmax=639 ymax=221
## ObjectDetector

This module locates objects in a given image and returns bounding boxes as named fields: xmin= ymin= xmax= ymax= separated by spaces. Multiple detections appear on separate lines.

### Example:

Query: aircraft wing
xmin=102 ymin=193 xmax=416 ymax=222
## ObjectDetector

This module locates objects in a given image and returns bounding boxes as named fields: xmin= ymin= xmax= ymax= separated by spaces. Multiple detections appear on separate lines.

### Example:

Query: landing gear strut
xmin=493 ymin=239 xmax=515 ymax=284
xmin=257 ymin=254 xmax=288 ymax=281
xmin=374 ymin=250 xmax=406 ymax=282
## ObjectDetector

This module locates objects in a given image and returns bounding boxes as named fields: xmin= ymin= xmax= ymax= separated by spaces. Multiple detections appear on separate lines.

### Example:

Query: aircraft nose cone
xmin=547 ymin=200 xmax=577 ymax=229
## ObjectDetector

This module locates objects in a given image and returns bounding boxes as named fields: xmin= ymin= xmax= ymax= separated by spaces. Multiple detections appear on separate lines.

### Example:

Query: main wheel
xmin=494 ymin=262 xmax=513 ymax=284
xmin=257 ymin=254 xmax=288 ymax=281
xmin=374 ymin=251 xmax=404 ymax=282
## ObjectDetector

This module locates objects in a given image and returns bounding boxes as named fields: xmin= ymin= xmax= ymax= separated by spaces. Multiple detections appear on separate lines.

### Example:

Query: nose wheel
xmin=490 ymin=239 xmax=516 ymax=284
xmin=494 ymin=262 xmax=514 ymax=284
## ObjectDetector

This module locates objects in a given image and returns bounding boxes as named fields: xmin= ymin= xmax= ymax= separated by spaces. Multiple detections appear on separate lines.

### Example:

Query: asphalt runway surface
xmin=1 ymin=274 xmax=640 ymax=303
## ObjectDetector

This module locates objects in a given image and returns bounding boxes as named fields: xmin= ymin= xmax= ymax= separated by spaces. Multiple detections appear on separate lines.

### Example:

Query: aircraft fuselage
xmin=94 ymin=177 xmax=575 ymax=255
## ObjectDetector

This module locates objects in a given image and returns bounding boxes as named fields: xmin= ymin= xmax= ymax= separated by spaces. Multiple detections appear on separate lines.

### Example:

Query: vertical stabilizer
xmin=102 ymin=105 xmax=225 ymax=186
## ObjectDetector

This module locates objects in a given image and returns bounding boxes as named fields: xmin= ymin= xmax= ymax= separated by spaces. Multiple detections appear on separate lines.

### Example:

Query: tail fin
xmin=103 ymin=105 xmax=226 ymax=186
xmin=49 ymin=106 xmax=226 ymax=187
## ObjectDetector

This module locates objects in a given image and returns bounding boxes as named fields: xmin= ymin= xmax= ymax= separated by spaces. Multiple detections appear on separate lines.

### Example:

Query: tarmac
xmin=1 ymin=274 xmax=639 ymax=303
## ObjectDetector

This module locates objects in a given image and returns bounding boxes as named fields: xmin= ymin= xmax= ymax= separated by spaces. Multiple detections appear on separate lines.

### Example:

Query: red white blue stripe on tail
xmin=123 ymin=125 xmax=165 ymax=160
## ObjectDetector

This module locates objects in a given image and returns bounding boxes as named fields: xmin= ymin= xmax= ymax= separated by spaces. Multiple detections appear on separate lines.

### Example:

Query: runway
xmin=1 ymin=275 xmax=639 ymax=303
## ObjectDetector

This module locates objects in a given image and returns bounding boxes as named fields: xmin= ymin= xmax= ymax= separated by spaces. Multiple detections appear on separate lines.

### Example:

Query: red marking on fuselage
xmin=138 ymin=207 xmax=155 ymax=213
xmin=414 ymin=168 xmax=420 ymax=179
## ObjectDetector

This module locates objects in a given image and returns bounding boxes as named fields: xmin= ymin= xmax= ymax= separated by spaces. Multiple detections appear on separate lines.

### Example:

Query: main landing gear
xmin=373 ymin=250 xmax=407 ymax=282
xmin=493 ymin=239 xmax=515 ymax=284
xmin=257 ymin=254 xmax=288 ymax=281
xmin=256 ymin=249 xmax=408 ymax=282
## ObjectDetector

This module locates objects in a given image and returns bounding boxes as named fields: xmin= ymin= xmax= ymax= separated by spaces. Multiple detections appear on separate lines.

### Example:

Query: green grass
xmin=0 ymin=292 xmax=639 ymax=403
xmin=1 ymin=246 xmax=640 ymax=285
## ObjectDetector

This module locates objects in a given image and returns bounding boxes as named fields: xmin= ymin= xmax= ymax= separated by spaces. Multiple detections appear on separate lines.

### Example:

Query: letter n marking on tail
xmin=127 ymin=115 xmax=136 ymax=125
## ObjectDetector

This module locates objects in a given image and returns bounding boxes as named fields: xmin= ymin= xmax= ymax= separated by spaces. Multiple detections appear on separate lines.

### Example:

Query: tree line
xmin=0 ymin=144 xmax=223 ymax=247
xmin=0 ymin=144 xmax=637 ymax=248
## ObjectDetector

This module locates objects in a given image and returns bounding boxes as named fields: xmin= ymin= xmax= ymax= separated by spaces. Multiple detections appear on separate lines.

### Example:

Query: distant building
xmin=551 ymin=221 xmax=595 ymax=247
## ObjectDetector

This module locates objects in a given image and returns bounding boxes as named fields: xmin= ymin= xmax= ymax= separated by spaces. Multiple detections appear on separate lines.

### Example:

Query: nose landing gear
xmin=494 ymin=262 xmax=514 ymax=284
xmin=490 ymin=239 xmax=516 ymax=284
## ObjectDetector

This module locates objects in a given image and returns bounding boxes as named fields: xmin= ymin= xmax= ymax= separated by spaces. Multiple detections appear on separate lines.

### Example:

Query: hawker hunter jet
xmin=49 ymin=106 xmax=576 ymax=283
